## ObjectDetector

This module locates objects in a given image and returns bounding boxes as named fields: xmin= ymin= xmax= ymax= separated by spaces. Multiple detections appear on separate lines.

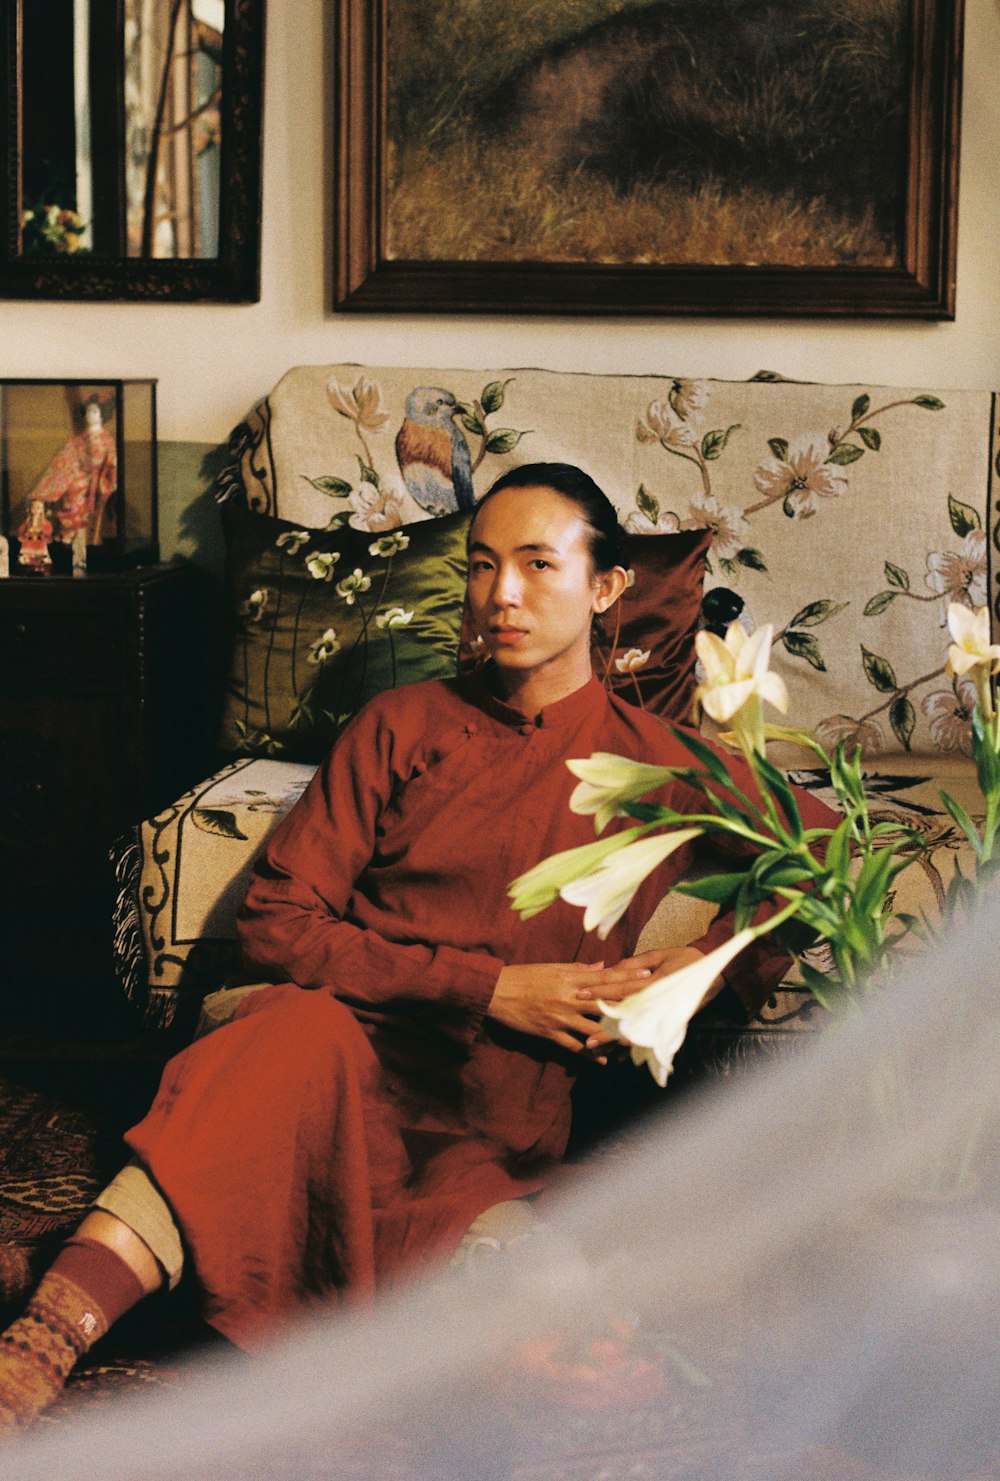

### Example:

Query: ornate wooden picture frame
xmin=335 ymin=0 xmax=964 ymax=319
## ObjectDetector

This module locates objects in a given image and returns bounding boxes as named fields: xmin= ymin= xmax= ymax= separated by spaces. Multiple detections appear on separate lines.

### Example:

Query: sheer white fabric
xmin=9 ymin=910 xmax=999 ymax=1480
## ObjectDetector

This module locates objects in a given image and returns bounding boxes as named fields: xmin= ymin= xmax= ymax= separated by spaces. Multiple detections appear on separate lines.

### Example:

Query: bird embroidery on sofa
xmin=395 ymin=386 xmax=475 ymax=515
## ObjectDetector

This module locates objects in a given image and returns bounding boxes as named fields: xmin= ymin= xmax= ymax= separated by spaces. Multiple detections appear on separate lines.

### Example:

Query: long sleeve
xmin=237 ymin=700 xmax=503 ymax=1049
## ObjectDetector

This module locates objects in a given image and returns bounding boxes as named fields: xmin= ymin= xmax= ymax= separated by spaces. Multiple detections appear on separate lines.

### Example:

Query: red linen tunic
xmin=125 ymin=674 xmax=830 ymax=1350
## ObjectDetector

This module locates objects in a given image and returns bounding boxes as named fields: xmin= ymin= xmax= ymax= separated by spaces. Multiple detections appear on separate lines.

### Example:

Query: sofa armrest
xmin=110 ymin=758 xmax=317 ymax=1034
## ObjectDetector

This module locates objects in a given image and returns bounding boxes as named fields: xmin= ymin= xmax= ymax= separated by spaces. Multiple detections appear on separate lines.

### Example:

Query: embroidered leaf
xmin=826 ymin=443 xmax=864 ymax=466
xmin=701 ymin=424 xmax=740 ymax=460
xmin=858 ymin=426 xmax=881 ymax=451
xmin=637 ymin=484 xmax=660 ymax=524
xmin=480 ymin=378 xmax=513 ymax=415
xmin=948 ymin=492 xmax=981 ymax=537
xmin=861 ymin=645 xmax=898 ymax=693
xmin=718 ymin=556 xmax=738 ymax=577
xmin=460 ymin=409 xmax=484 ymax=436
xmin=768 ymin=437 xmax=789 ymax=461
xmin=191 ymin=808 xmax=249 ymax=841
xmin=889 ymin=696 xmax=916 ymax=751
xmin=864 ymin=590 xmax=897 ymax=617
xmin=851 ymin=394 xmax=871 ymax=420
xmin=913 ymin=395 xmax=945 ymax=410
xmin=736 ymin=547 xmax=767 ymax=571
xmin=485 ymin=428 xmax=528 ymax=455
xmin=357 ymin=458 xmax=380 ymax=490
xmin=301 ymin=474 xmax=351 ymax=497
xmin=885 ymin=561 xmax=910 ymax=590
xmin=788 ymin=599 xmax=847 ymax=628
xmin=783 ymin=630 xmax=826 ymax=671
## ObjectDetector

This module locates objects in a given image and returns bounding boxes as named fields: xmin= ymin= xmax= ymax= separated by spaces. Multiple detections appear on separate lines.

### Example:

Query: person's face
xmin=85 ymin=402 xmax=102 ymax=431
xmin=467 ymin=484 xmax=624 ymax=691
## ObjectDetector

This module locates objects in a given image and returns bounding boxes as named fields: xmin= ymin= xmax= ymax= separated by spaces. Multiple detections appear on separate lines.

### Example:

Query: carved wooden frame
xmin=335 ymin=0 xmax=964 ymax=319
xmin=0 ymin=0 xmax=265 ymax=302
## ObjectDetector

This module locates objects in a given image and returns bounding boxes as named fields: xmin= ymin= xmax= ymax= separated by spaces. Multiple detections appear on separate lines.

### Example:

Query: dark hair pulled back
xmin=473 ymin=462 xmax=628 ymax=573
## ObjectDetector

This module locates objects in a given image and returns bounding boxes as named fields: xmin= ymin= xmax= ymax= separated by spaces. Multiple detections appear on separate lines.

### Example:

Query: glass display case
xmin=0 ymin=379 xmax=158 ymax=575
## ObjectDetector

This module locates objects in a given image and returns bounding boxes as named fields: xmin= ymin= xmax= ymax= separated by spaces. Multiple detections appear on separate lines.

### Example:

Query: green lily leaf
xmin=674 ymin=872 xmax=749 ymax=904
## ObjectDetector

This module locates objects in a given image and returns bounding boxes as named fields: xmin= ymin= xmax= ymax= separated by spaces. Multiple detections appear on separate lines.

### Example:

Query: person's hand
xmin=612 ymin=946 xmax=722 ymax=1011
xmin=487 ymin=960 xmax=654 ymax=1058
xmin=575 ymin=946 xmax=720 ymax=1057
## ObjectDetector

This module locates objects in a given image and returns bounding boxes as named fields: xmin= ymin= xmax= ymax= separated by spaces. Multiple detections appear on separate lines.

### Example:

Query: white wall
xmin=0 ymin=0 xmax=997 ymax=445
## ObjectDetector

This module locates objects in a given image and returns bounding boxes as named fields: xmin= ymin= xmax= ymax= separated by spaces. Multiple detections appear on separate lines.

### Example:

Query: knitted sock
xmin=0 ymin=1238 xmax=145 ymax=1431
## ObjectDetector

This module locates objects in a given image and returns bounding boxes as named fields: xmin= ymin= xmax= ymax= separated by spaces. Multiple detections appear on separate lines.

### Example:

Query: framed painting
xmin=335 ymin=0 xmax=964 ymax=318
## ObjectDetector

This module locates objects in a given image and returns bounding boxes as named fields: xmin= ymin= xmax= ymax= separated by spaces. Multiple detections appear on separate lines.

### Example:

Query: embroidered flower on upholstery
xmin=306 ymin=551 xmax=340 ymax=582
xmin=276 ymin=529 xmax=311 ymax=555
xmin=681 ymin=492 xmax=748 ymax=562
xmin=925 ymin=530 xmax=988 ymax=615
xmin=668 ymin=379 xmax=711 ymax=421
xmin=369 ymin=531 xmax=410 ymax=558
xmin=752 ymin=434 xmax=848 ymax=518
xmin=614 ymin=648 xmax=651 ymax=675
xmin=335 ymin=568 xmax=372 ymax=605
xmin=241 ymin=587 xmax=271 ymax=621
xmin=814 ymin=713 xmax=885 ymax=755
xmin=640 ymin=400 xmax=697 ymax=449
xmin=326 ymin=374 xmax=390 ymax=432
xmin=922 ymin=678 xmax=976 ymax=755
xmin=624 ymin=508 xmax=681 ymax=535
xmin=307 ymin=628 xmax=341 ymax=665
xmin=348 ymin=481 xmax=405 ymax=532
xmin=375 ymin=607 xmax=413 ymax=629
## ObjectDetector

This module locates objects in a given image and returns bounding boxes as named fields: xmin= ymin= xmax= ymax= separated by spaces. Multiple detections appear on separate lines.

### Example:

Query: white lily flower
xmin=598 ymin=927 xmax=756 ymax=1086
xmin=946 ymin=602 xmax=1000 ymax=722
xmin=946 ymin=603 xmax=1000 ymax=677
xmin=567 ymin=753 xmax=677 ymax=833
xmin=559 ymin=829 xmax=702 ymax=940
xmin=694 ymin=621 xmax=788 ymax=756
xmin=508 ymin=826 xmax=647 ymax=921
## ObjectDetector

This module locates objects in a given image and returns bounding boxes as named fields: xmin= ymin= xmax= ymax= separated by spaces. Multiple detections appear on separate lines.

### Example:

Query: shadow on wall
xmin=159 ymin=440 xmax=229 ymax=578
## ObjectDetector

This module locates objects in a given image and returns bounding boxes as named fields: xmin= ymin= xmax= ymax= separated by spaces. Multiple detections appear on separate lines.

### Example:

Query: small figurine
xmin=16 ymin=498 xmax=53 ymax=572
xmin=30 ymin=394 xmax=118 ymax=549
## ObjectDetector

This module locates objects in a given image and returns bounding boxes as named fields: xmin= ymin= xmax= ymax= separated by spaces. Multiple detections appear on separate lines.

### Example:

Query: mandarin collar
xmin=464 ymin=667 xmax=608 ymax=732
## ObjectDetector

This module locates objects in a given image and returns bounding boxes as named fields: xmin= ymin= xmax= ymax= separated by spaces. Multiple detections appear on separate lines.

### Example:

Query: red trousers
xmin=125 ymin=985 xmax=542 ymax=1350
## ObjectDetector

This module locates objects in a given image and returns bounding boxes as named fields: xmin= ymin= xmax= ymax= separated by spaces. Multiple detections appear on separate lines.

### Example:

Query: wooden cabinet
xmin=0 ymin=565 xmax=215 ymax=1034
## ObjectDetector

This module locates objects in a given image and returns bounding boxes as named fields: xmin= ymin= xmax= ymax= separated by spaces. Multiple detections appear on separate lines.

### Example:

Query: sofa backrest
xmin=219 ymin=365 xmax=1000 ymax=758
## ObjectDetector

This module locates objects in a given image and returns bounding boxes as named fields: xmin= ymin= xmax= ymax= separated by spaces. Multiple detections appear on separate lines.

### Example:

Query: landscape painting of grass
xmin=384 ymin=0 xmax=910 ymax=269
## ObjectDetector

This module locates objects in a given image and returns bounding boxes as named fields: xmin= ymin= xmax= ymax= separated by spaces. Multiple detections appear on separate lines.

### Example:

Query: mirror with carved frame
xmin=0 ymin=0 xmax=264 ymax=301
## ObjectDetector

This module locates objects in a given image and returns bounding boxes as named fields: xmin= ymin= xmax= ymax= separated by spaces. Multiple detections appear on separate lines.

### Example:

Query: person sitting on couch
xmin=0 ymin=462 xmax=835 ymax=1430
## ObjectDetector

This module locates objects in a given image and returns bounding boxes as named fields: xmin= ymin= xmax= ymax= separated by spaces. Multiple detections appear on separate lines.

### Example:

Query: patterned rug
xmin=0 ymin=1070 xmax=216 ymax=1426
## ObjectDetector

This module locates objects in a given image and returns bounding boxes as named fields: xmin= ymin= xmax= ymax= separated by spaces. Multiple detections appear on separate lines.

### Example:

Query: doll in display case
xmin=27 ymin=392 xmax=118 ymax=551
xmin=15 ymin=497 xmax=53 ymax=572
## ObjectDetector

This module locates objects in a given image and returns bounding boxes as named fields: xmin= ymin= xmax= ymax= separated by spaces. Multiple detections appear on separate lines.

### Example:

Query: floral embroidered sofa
xmin=112 ymin=364 xmax=1000 ymax=1076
